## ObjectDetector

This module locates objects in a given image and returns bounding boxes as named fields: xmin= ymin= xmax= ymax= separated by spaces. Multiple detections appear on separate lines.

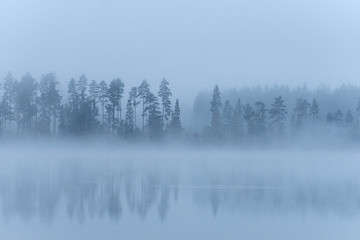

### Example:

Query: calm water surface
xmin=1 ymin=148 xmax=360 ymax=240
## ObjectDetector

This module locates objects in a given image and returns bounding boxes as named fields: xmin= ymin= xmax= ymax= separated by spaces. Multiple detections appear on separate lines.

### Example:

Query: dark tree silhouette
xmin=293 ymin=98 xmax=310 ymax=130
xmin=210 ymin=85 xmax=222 ymax=137
xmin=138 ymin=80 xmax=150 ymax=135
xmin=145 ymin=92 xmax=162 ymax=138
xmin=168 ymin=99 xmax=182 ymax=135
xmin=269 ymin=96 xmax=287 ymax=134
xmin=98 ymin=80 xmax=108 ymax=126
xmin=38 ymin=73 xmax=61 ymax=135
xmin=0 ymin=72 xmax=16 ymax=132
xmin=16 ymin=73 xmax=37 ymax=134
xmin=309 ymin=99 xmax=320 ymax=121
xmin=125 ymin=98 xmax=135 ymax=137
xmin=129 ymin=87 xmax=139 ymax=129
xmin=158 ymin=78 xmax=172 ymax=130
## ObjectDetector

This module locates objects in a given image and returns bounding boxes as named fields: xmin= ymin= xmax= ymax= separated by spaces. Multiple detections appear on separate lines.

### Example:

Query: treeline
xmin=202 ymin=84 xmax=360 ymax=142
xmin=0 ymin=72 xmax=182 ymax=139
xmin=2 ymin=71 xmax=360 ymax=143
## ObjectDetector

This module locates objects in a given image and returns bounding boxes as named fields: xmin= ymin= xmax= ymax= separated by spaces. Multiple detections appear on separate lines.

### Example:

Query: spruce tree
xmin=169 ymin=99 xmax=182 ymax=134
xmin=145 ymin=92 xmax=162 ymax=138
xmin=125 ymin=98 xmax=135 ymax=137
xmin=158 ymin=78 xmax=172 ymax=130
xmin=210 ymin=85 xmax=222 ymax=137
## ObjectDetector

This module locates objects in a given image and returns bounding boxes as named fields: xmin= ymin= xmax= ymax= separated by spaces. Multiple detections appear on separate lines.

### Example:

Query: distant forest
xmin=1 ymin=72 xmax=360 ymax=143
xmin=194 ymin=83 xmax=360 ymax=143
xmin=0 ymin=72 xmax=181 ymax=139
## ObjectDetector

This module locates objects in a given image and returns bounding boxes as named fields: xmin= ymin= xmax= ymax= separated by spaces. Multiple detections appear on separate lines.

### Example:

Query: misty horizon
xmin=2 ymin=0 xmax=360 ymax=239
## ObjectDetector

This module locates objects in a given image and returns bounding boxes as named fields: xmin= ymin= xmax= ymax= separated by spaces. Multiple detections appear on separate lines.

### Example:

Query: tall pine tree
xmin=158 ymin=78 xmax=172 ymax=130
xmin=269 ymin=96 xmax=287 ymax=134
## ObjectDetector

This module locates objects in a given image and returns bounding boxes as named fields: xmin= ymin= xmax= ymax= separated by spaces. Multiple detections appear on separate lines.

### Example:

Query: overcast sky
xmin=1 ymin=0 xmax=360 ymax=101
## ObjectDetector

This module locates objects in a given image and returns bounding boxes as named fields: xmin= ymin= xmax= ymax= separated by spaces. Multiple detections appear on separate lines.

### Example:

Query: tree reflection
xmin=0 ymin=163 xmax=360 ymax=223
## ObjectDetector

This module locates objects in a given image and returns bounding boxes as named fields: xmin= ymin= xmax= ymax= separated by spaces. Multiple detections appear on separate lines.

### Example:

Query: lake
xmin=1 ymin=146 xmax=360 ymax=240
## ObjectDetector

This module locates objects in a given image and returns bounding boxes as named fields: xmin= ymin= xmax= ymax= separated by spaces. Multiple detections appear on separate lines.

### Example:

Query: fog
xmin=1 ymin=0 xmax=360 ymax=101
xmin=2 ymin=0 xmax=360 ymax=238
xmin=1 ymin=145 xmax=360 ymax=239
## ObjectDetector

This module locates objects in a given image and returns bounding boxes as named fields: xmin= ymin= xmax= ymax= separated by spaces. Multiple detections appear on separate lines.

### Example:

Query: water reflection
xmin=0 ymin=161 xmax=359 ymax=223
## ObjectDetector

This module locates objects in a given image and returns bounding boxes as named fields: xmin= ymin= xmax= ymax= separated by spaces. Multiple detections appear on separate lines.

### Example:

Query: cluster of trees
xmin=0 ymin=72 xmax=182 ymax=139
xmin=205 ymin=84 xmax=360 ymax=141
xmin=2 ymin=71 xmax=360 ymax=143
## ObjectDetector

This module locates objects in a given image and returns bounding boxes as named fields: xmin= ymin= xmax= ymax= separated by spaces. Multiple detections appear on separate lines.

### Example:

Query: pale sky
xmin=1 ymin=0 xmax=360 ymax=102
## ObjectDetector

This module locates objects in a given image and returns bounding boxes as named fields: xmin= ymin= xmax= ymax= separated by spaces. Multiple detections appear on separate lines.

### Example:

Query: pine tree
xmin=38 ymin=72 xmax=61 ymax=135
xmin=77 ymin=74 xmax=88 ymax=103
xmin=233 ymin=99 xmax=244 ymax=137
xmin=98 ymin=80 xmax=108 ymax=126
xmin=269 ymin=96 xmax=287 ymax=134
xmin=158 ymin=78 xmax=172 ymax=130
xmin=169 ymin=99 xmax=182 ymax=134
xmin=63 ymin=78 xmax=80 ymax=134
xmin=129 ymin=87 xmax=139 ymax=129
xmin=76 ymin=75 xmax=93 ymax=135
xmin=309 ymin=99 xmax=320 ymax=120
xmin=107 ymin=78 xmax=124 ymax=133
xmin=89 ymin=80 xmax=100 ymax=130
xmin=137 ymin=80 xmax=150 ymax=134
xmin=293 ymin=98 xmax=310 ymax=130
xmin=0 ymin=72 xmax=15 ymax=132
xmin=222 ymin=100 xmax=233 ymax=136
xmin=89 ymin=80 xmax=99 ymax=102
xmin=210 ymin=85 xmax=222 ymax=137
xmin=15 ymin=73 xmax=38 ymax=134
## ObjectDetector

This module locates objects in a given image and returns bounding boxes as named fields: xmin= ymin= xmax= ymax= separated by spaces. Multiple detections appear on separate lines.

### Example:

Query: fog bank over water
xmin=1 ymin=0 xmax=360 ymax=100
xmin=0 ymin=145 xmax=360 ymax=239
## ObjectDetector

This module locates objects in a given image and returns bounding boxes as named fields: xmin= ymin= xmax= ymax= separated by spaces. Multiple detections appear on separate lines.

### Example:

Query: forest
xmin=1 ymin=72 xmax=360 ymax=144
